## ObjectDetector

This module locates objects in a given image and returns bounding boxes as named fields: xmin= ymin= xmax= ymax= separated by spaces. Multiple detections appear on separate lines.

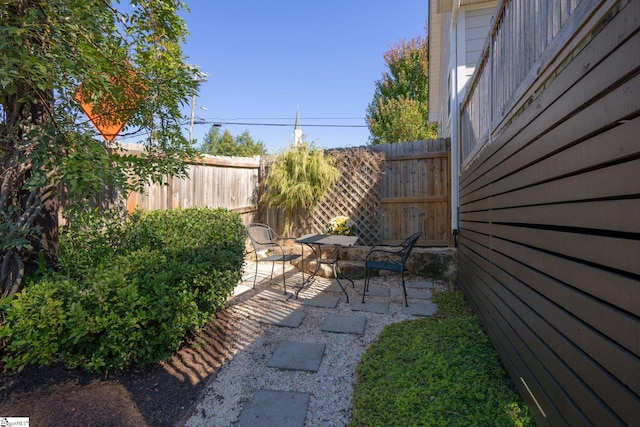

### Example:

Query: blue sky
xmin=176 ymin=0 xmax=429 ymax=153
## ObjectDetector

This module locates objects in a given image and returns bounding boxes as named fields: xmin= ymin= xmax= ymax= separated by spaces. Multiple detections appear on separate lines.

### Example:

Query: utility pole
xmin=189 ymin=70 xmax=208 ymax=142
xmin=189 ymin=93 xmax=197 ymax=142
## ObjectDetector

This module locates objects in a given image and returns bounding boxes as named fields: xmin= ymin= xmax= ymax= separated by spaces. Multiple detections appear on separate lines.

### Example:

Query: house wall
xmin=428 ymin=0 xmax=449 ymax=129
xmin=456 ymin=4 xmax=497 ymax=98
xmin=429 ymin=1 xmax=497 ymax=137
xmin=457 ymin=1 xmax=640 ymax=425
xmin=429 ymin=1 xmax=497 ymax=235
xmin=464 ymin=8 xmax=494 ymax=74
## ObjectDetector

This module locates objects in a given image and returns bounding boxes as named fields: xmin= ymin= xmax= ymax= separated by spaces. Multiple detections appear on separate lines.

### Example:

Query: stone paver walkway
xmin=186 ymin=260 xmax=440 ymax=426
xmin=236 ymin=390 xmax=310 ymax=427
xmin=321 ymin=314 xmax=367 ymax=335
xmin=267 ymin=341 xmax=326 ymax=372
xmin=259 ymin=308 xmax=307 ymax=328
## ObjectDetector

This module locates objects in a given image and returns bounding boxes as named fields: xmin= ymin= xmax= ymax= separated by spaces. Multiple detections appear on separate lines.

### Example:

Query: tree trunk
xmin=32 ymin=188 xmax=60 ymax=270
xmin=1 ymin=0 xmax=58 ymax=296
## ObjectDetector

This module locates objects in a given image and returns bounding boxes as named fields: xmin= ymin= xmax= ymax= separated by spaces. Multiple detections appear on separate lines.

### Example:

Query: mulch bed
xmin=0 ymin=307 xmax=238 ymax=426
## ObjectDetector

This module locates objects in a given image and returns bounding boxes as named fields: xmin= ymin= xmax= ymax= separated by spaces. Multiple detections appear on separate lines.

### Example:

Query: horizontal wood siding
xmin=457 ymin=1 xmax=640 ymax=425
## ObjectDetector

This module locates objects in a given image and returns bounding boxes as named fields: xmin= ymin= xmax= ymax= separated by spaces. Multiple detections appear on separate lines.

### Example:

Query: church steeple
xmin=293 ymin=106 xmax=302 ymax=144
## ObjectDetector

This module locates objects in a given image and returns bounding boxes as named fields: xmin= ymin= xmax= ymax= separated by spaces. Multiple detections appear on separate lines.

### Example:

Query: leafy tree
xmin=368 ymin=97 xmax=432 ymax=144
xmin=366 ymin=36 xmax=438 ymax=144
xmin=261 ymin=141 xmax=339 ymax=235
xmin=201 ymin=126 xmax=265 ymax=157
xmin=0 ymin=0 xmax=200 ymax=297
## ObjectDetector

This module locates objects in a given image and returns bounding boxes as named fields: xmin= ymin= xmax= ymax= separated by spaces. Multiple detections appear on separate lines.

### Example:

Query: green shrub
xmin=57 ymin=207 xmax=129 ymax=277
xmin=0 ymin=207 xmax=246 ymax=372
xmin=0 ymin=279 xmax=71 ymax=370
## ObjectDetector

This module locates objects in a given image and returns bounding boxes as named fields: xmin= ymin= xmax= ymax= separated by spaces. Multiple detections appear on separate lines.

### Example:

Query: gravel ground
xmin=184 ymin=263 xmax=448 ymax=427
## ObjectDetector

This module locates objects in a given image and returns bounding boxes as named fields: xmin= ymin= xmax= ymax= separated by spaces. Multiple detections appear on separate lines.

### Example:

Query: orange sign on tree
xmin=75 ymin=68 xmax=145 ymax=142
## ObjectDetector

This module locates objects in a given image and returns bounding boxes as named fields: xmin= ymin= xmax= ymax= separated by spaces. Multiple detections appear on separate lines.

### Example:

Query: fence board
xmin=106 ymin=141 xmax=452 ymax=247
xmin=463 ymin=220 xmax=640 ymax=276
xmin=459 ymin=225 xmax=640 ymax=317
xmin=470 ymin=236 xmax=640 ymax=419
xmin=461 ymin=0 xmax=630 ymax=183
xmin=458 ymin=247 xmax=586 ymax=426
xmin=461 ymin=198 xmax=640 ymax=234
xmin=461 ymin=69 xmax=640 ymax=202
xmin=462 ymin=158 xmax=640 ymax=212
xmin=462 ymin=231 xmax=640 ymax=367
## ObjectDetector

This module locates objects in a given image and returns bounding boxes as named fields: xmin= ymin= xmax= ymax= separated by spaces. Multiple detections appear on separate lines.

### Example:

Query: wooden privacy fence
xmin=372 ymin=139 xmax=451 ymax=246
xmin=261 ymin=139 xmax=452 ymax=247
xmin=125 ymin=150 xmax=261 ymax=226
xmin=123 ymin=140 xmax=452 ymax=247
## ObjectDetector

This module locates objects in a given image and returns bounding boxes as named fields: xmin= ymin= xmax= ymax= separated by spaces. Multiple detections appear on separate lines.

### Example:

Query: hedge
xmin=0 ymin=207 xmax=246 ymax=372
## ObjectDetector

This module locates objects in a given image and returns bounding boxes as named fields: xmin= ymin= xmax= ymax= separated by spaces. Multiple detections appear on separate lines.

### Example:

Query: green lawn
xmin=350 ymin=290 xmax=535 ymax=427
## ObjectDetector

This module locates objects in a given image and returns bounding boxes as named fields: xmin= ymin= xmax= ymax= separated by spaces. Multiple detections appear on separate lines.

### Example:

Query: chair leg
xmin=401 ymin=271 xmax=408 ymax=307
xmin=270 ymin=261 xmax=275 ymax=283
xmin=253 ymin=256 xmax=259 ymax=289
xmin=281 ymin=259 xmax=287 ymax=295
xmin=362 ymin=267 xmax=369 ymax=303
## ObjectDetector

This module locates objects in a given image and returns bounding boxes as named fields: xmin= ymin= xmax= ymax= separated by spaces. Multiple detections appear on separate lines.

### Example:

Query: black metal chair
xmin=361 ymin=232 xmax=422 ymax=306
xmin=246 ymin=223 xmax=301 ymax=294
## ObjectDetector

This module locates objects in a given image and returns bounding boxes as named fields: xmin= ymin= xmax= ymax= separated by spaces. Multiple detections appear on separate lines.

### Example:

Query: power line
xmin=208 ymin=117 xmax=365 ymax=120
xmin=204 ymin=121 xmax=367 ymax=128
xmin=191 ymin=119 xmax=367 ymax=128
xmin=118 ymin=115 xmax=369 ymax=140
xmin=118 ymin=119 xmax=368 ymax=140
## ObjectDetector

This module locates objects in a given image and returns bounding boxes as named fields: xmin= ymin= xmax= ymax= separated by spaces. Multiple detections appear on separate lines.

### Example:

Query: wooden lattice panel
xmin=260 ymin=141 xmax=452 ymax=247
xmin=304 ymin=150 xmax=382 ymax=246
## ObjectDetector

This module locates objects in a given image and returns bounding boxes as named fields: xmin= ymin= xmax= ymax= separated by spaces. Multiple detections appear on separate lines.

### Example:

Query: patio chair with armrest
xmin=246 ymin=223 xmax=301 ymax=294
xmin=361 ymin=232 xmax=422 ymax=306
